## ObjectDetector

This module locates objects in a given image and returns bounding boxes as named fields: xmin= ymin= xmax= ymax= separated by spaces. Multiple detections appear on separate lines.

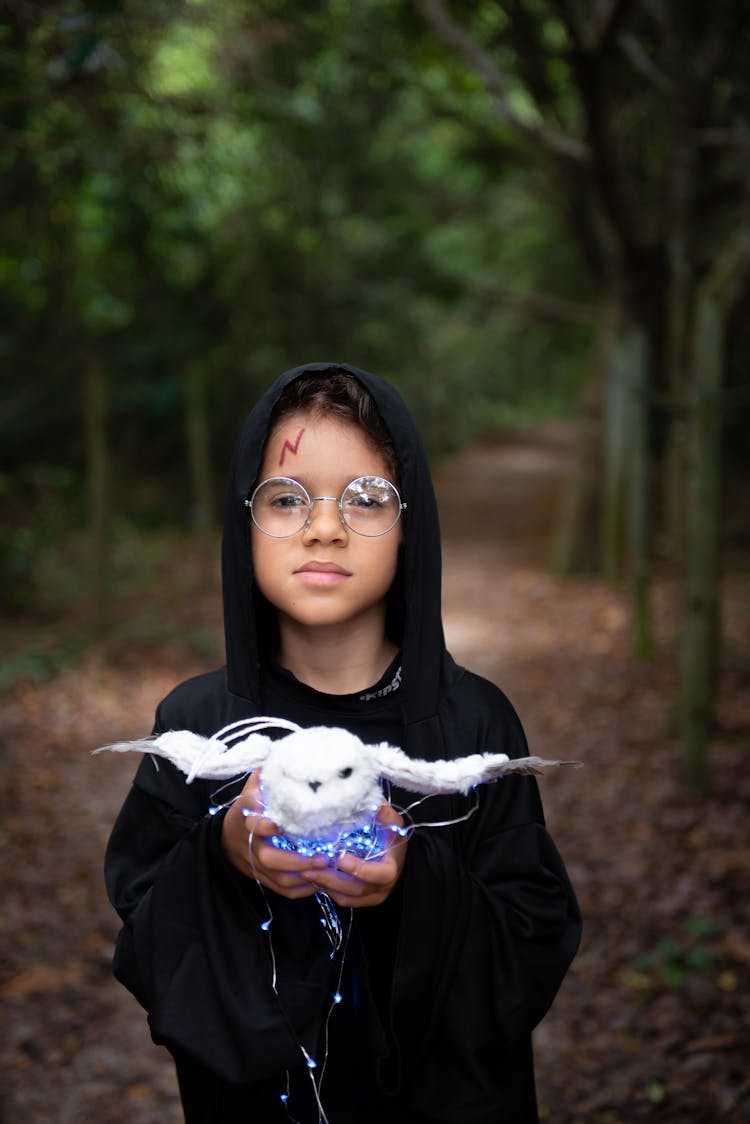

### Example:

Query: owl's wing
xmin=372 ymin=743 xmax=582 ymax=795
xmin=488 ymin=755 xmax=583 ymax=777
xmin=95 ymin=729 xmax=274 ymax=782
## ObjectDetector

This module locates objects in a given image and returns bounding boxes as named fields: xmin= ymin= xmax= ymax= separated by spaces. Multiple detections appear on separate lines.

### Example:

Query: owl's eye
xmin=338 ymin=767 xmax=353 ymax=779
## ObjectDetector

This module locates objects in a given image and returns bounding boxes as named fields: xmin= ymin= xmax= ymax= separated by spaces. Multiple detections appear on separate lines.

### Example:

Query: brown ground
xmin=1 ymin=424 xmax=748 ymax=1123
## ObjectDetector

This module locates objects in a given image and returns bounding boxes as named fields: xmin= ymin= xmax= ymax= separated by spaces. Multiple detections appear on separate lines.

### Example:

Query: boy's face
xmin=251 ymin=412 xmax=402 ymax=635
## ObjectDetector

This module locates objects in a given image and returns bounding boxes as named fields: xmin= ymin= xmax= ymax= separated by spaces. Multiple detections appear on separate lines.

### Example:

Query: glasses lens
xmin=250 ymin=478 xmax=310 ymax=537
xmin=341 ymin=477 xmax=402 ymax=537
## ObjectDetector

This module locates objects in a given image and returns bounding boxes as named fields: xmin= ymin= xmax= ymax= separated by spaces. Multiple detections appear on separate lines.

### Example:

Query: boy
xmin=106 ymin=363 xmax=581 ymax=1123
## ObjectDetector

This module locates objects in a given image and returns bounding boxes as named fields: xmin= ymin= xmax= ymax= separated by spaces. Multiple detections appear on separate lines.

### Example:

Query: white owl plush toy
xmin=98 ymin=717 xmax=580 ymax=859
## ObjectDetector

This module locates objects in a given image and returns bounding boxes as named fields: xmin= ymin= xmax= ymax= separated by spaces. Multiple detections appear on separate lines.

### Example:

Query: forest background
xmin=3 ymin=0 xmax=750 ymax=778
xmin=1 ymin=1 xmax=749 ymax=1120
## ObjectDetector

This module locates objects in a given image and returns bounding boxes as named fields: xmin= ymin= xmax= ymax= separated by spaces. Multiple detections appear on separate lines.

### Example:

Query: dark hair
xmin=269 ymin=369 xmax=399 ymax=482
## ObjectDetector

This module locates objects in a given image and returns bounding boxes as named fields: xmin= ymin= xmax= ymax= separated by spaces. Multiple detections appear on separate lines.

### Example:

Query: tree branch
xmin=549 ymin=2 xmax=642 ymax=261
xmin=552 ymin=0 xmax=638 ymax=51
xmin=413 ymin=0 xmax=589 ymax=164
xmin=617 ymin=31 xmax=673 ymax=93
xmin=504 ymin=0 xmax=559 ymax=120
xmin=477 ymin=282 xmax=596 ymax=326
xmin=594 ymin=0 xmax=639 ymax=49
xmin=696 ymin=120 xmax=750 ymax=311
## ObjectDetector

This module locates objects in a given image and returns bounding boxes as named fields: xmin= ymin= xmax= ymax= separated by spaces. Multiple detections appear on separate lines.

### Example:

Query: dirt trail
xmin=438 ymin=429 xmax=749 ymax=1123
xmin=1 ymin=424 xmax=748 ymax=1123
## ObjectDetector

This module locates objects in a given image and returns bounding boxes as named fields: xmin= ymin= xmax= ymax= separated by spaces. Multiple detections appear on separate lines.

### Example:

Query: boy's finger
xmin=242 ymin=810 xmax=280 ymax=836
xmin=330 ymin=853 xmax=395 ymax=884
xmin=375 ymin=802 xmax=404 ymax=828
xmin=253 ymin=838 xmax=328 ymax=873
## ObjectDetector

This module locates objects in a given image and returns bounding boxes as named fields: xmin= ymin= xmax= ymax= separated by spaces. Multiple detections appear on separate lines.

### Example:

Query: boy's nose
xmin=308 ymin=780 xmax=321 ymax=793
xmin=302 ymin=498 xmax=347 ymax=542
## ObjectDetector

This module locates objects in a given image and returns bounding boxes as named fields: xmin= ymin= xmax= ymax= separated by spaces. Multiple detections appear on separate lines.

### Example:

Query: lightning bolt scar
xmin=279 ymin=427 xmax=306 ymax=467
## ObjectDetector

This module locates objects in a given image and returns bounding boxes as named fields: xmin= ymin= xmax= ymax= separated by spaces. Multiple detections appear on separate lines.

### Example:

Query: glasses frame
xmin=245 ymin=475 xmax=406 ymax=539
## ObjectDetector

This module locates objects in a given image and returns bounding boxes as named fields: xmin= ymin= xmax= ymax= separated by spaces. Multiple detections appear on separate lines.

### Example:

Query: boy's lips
xmin=294 ymin=561 xmax=352 ymax=585
xmin=295 ymin=561 xmax=351 ymax=574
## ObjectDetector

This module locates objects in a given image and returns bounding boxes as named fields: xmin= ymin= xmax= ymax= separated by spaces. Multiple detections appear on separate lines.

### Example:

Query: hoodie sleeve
xmin=103 ymin=705 xmax=335 ymax=1084
xmin=378 ymin=680 xmax=582 ymax=1119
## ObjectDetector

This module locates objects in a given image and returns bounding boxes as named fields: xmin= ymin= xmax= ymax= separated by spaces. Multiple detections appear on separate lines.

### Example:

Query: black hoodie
xmin=105 ymin=362 xmax=581 ymax=1124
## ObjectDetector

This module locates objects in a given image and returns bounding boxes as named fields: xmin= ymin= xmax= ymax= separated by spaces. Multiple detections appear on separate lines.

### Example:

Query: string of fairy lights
xmin=203 ymin=717 xmax=484 ymax=1123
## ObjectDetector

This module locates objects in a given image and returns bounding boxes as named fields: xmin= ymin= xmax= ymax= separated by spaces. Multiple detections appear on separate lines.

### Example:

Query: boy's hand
xmin=300 ymin=802 xmax=408 ymax=908
xmin=221 ymin=772 xmax=407 ymax=906
xmin=222 ymin=771 xmax=328 ymax=898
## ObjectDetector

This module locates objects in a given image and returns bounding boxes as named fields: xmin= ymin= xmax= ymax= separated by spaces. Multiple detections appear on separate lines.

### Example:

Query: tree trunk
xmin=84 ymin=355 xmax=109 ymax=641
xmin=596 ymin=312 xmax=654 ymax=653
xmin=551 ymin=297 xmax=615 ymax=574
xmin=679 ymin=283 xmax=728 ymax=791
xmin=660 ymin=125 xmax=695 ymax=565
xmin=552 ymin=299 xmax=655 ymax=662
xmin=185 ymin=360 xmax=215 ymax=542
xmin=626 ymin=326 xmax=652 ymax=657
xmin=601 ymin=318 xmax=633 ymax=584
xmin=680 ymin=290 xmax=723 ymax=790
xmin=679 ymin=223 xmax=750 ymax=790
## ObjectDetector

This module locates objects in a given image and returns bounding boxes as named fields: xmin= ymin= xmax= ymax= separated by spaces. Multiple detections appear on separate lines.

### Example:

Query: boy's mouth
xmin=294 ymin=561 xmax=352 ymax=585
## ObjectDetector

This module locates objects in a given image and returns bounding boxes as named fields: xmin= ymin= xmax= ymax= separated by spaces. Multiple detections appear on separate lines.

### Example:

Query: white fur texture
xmin=259 ymin=727 xmax=384 ymax=836
xmin=96 ymin=720 xmax=580 ymax=837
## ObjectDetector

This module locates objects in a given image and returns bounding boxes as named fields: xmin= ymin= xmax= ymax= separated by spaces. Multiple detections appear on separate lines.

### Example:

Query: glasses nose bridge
xmin=304 ymin=493 xmax=346 ymax=532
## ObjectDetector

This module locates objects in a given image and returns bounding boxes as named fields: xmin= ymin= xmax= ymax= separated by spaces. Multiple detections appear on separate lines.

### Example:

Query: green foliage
xmin=2 ymin=0 xmax=593 ymax=538
xmin=0 ymin=466 xmax=80 ymax=614
xmin=0 ymin=640 xmax=81 ymax=695
xmin=5 ymin=0 xmax=746 ymax=718
xmin=646 ymin=1081 xmax=666 ymax=1105
xmin=627 ymin=917 xmax=725 ymax=991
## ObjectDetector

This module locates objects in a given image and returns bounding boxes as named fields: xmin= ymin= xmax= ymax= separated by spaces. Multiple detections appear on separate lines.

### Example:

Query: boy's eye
xmin=344 ymin=489 xmax=388 ymax=512
xmin=338 ymin=767 xmax=353 ymax=779
xmin=269 ymin=492 xmax=306 ymax=509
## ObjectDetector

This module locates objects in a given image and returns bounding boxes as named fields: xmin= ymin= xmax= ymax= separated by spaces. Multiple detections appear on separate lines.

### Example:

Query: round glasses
xmin=246 ymin=475 xmax=406 ymax=538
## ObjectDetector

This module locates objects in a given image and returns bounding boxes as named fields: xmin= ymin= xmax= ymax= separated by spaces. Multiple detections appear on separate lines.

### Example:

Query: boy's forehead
xmin=261 ymin=413 xmax=389 ymax=478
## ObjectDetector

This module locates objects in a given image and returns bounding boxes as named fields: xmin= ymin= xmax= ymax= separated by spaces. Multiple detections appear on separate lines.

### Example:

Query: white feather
xmin=95 ymin=721 xmax=581 ymax=837
xmin=370 ymin=746 xmax=509 ymax=794
xmin=96 ymin=730 xmax=273 ymax=782
xmin=372 ymin=744 xmax=581 ymax=792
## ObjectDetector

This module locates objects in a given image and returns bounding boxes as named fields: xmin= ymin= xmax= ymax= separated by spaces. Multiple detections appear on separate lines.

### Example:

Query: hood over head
xmin=221 ymin=362 xmax=453 ymax=732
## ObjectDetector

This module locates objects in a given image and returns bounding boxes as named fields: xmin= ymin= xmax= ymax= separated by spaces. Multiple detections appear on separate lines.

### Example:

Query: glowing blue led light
xmin=241 ymin=806 xmax=252 ymax=818
xmin=333 ymin=991 xmax=343 ymax=1004
xmin=305 ymin=1056 xmax=317 ymax=1069
xmin=208 ymin=805 xmax=219 ymax=816
xmin=269 ymin=824 xmax=388 ymax=863
xmin=279 ymin=1093 xmax=289 ymax=1103
xmin=260 ymin=919 xmax=271 ymax=931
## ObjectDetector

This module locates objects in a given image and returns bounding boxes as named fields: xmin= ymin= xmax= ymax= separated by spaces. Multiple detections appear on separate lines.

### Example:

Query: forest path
xmin=1 ymin=424 xmax=748 ymax=1123
xmin=438 ymin=428 xmax=749 ymax=1123
xmin=435 ymin=422 xmax=580 ymax=683
xmin=437 ymin=421 xmax=572 ymax=561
